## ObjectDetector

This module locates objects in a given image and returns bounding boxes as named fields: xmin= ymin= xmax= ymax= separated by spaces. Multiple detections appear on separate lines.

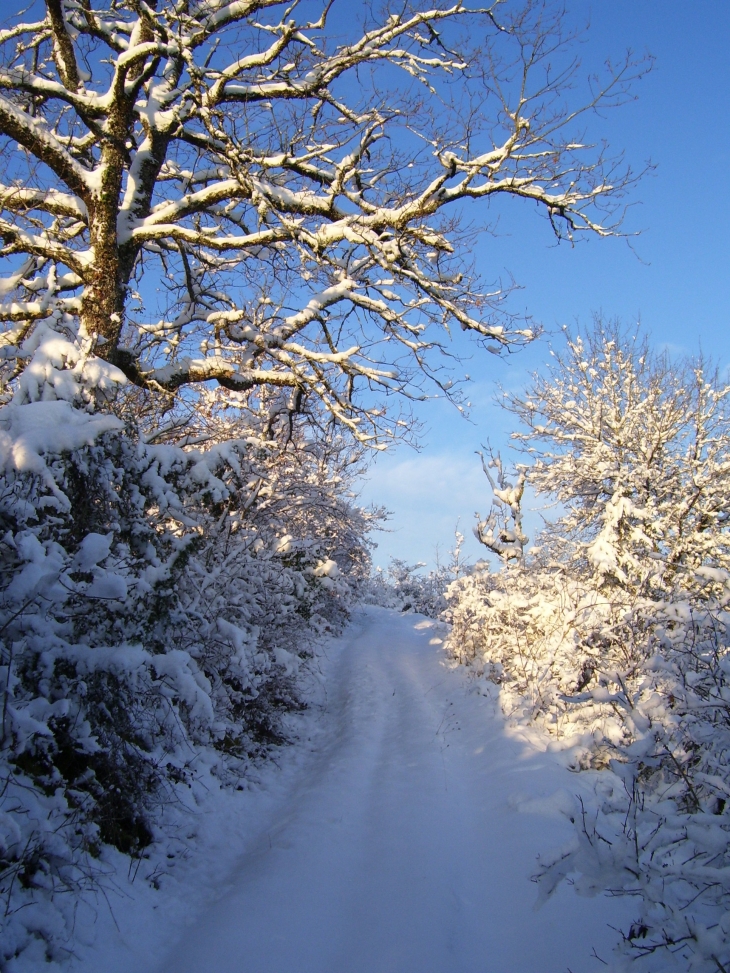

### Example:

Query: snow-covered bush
xmin=446 ymin=323 xmax=730 ymax=972
xmin=366 ymin=559 xmax=448 ymax=617
xmin=0 ymin=332 xmax=375 ymax=966
xmin=367 ymin=534 xmax=467 ymax=618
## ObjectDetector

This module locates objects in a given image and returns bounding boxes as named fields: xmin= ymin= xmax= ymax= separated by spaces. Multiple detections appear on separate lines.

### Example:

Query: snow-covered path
xmin=155 ymin=607 xmax=630 ymax=973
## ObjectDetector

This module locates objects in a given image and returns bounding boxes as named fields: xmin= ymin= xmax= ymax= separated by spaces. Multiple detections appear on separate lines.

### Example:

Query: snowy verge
xmin=445 ymin=562 xmax=730 ymax=973
xmin=33 ymin=624 xmax=357 ymax=973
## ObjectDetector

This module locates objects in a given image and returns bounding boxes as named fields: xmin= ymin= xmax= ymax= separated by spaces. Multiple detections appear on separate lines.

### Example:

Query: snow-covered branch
xmin=0 ymin=0 xmax=649 ymax=444
xmin=474 ymin=449 xmax=528 ymax=562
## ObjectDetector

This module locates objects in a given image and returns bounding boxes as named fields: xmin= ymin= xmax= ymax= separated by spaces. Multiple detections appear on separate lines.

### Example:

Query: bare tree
xmin=0 ymin=0 xmax=647 ymax=445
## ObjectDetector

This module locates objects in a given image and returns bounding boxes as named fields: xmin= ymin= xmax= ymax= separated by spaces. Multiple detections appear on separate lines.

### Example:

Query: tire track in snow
xmin=156 ymin=607 xmax=632 ymax=973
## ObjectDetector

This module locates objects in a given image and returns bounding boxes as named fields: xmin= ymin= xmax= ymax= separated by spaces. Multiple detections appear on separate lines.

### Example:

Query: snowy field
xmin=63 ymin=607 xmax=632 ymax=973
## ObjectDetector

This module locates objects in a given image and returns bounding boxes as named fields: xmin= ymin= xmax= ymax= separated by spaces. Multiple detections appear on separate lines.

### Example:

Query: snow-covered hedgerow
xmin=0 ymin=340 xmax=374 ymax=966
xmin=366 ymin=560 xmax=450 ymax=617
xmin=366 ymin=534 xmax=468 ymax=618
xmin=446 ymin=323 xmax=730 ymax=972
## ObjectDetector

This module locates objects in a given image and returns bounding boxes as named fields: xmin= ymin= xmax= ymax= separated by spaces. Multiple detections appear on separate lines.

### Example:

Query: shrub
xmin=446 ymin=323 xmax=730 ymax=972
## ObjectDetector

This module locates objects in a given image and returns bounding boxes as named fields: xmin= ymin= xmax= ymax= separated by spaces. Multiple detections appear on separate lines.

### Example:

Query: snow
xmin=65 ymin=607 xmax=631 ymax=973
xmin=0 ymin=400 xmax=122 ymax=485
xmin=72 ymin=532 xmax=114 ymax=570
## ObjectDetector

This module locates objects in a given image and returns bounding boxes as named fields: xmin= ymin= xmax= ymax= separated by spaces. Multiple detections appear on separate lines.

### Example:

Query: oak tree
xmin=0 ymin=0 xmax=646 ymax=445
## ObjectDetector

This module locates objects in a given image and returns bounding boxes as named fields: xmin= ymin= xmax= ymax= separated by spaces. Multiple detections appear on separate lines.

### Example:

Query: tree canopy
xmin=0 ymin=0 xmax=647 ymax=446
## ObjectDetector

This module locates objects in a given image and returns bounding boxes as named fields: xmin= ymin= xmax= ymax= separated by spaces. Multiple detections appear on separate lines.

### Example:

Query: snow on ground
xmin=67 ymin=606 xmax=632 ymax=973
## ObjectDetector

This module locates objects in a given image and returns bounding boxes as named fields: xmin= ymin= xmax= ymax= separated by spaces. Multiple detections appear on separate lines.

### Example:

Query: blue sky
xmin=359 ymin=0 xmax=730 ymax=570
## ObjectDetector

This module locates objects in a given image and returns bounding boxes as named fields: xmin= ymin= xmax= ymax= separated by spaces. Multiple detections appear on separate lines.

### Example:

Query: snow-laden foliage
xmin=0 ymin=326 xmax=374 ymax=967
xmin=367 ymin=532 xmax=468 ymax=617
xmin=367 ymin=559 xmax=449 ymax=617
xmin=446 ymin=323 xmax=730 ymax=972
